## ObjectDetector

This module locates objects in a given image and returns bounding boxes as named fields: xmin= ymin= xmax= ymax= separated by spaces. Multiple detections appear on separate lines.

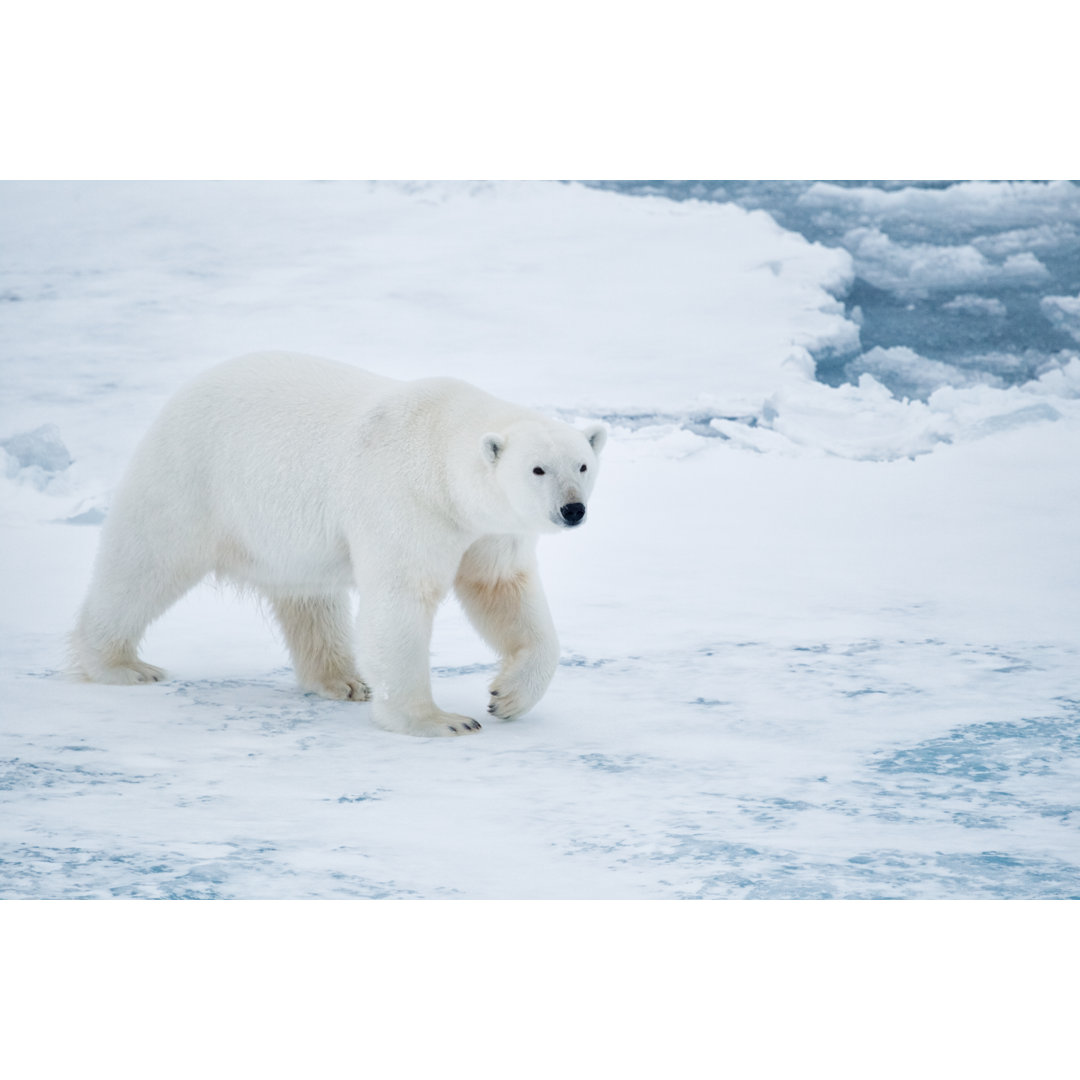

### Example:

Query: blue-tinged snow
xmin=1 ymin=180 xmax=1078 ymax=899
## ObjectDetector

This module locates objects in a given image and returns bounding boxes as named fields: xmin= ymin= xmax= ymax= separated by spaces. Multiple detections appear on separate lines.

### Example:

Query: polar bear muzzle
xmin=560 ymin=502 xmax=586 ymax=527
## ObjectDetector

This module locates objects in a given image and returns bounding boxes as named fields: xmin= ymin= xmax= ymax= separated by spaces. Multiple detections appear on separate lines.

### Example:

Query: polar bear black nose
xmin=560 ymin=502 xmax=586 ymax=526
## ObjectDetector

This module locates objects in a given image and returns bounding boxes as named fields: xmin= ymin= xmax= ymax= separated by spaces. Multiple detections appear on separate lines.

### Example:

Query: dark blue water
xmin=585 ymin=181 xmax=1080 ymax=399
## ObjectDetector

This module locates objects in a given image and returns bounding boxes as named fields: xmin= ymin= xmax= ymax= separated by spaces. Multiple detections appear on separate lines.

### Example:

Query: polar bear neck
xmin=363 ymin=376 xmax=537 ymax=538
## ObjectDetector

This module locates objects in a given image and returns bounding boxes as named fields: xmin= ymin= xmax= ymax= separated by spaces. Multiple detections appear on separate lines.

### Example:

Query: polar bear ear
xmin=481 ymin=432 xmax=506 ymax=464
xmin=583 ymin=422 xmax=607 ymax=455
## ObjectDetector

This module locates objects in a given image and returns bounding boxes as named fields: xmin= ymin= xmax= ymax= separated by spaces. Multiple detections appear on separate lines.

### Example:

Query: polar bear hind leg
xmin=266 ymin=591 xmax=370 ymax=701
xmin=72 ymin=539 xmax=207 ymax=685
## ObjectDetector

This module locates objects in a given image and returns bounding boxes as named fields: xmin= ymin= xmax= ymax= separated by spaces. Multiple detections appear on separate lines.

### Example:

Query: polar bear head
xmin=481 ymin=419 xmax=607 ymax=533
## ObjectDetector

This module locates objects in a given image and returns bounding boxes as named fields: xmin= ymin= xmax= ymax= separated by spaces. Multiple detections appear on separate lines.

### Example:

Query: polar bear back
xmin=136 ymin=351 xmax=394 ymax=528
xmin=110 ymin=352 xmax=535 ymax=590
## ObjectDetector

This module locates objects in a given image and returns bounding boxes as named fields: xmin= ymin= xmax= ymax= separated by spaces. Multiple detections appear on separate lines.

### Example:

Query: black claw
xmin=448 ymin=725 xmax=458 ymax=733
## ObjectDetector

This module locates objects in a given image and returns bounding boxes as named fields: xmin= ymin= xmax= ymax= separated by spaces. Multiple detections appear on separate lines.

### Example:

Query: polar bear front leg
xmin=454 ymin=537 xmax=560 ymax=721
xmin=354 ymin=569 xmax=482 ymax=738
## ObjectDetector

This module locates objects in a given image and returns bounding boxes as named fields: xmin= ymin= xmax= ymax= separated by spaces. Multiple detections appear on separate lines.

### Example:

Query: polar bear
xmin=72 ymin=352 xmax=606 ymax=737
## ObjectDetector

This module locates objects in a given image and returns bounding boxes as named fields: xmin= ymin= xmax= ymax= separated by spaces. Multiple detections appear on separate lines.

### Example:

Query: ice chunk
xmin=761 ymin=369 xmax=955 ymax=460
xmin=1023 ymin=356 xmax=1080 ymax=398
xmin=942 ymin=295 xmax=1007 ymax=317
xmin=1 ymin=424 xmax=72 ymax=473
xmin=927 ymin=382 xmax=1067 ymax=442
xmin=1 ymin=424 xmax=74 ymax=492
xmin=63 ymin=506 xmax=106 ymax=526
xmin=799 ymin=180 xmax=1080 ymax=238
xmin=966 ymin=403 xmax=1061 ymax=439
xmin=845 ymin=346 xmax=1003 ymax=400
xmin=973 ymin=223 xmax=1080 ymax=258
xmin=840 ymin=227 xmax=1049 ymax=299
xmin=1040 ymin=293 xmax=1080 ymax=344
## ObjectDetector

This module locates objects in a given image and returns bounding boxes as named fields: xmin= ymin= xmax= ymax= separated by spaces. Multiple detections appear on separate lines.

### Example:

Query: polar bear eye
xmin=533 ymin=467 xmax=545 ymax=476
xmin=580 ymin=464 xmax=587 ymax=472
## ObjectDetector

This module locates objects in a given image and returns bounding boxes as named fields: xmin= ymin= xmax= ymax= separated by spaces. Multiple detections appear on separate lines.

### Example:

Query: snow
xmin=2 ymin=180 xmax=1078 ymax=898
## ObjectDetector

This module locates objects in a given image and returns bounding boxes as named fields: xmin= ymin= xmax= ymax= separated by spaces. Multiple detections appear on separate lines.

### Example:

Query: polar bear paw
xmin=374 ymin=706 xmax=482 ymax=738
xmin=487 ymin=668 xmax=551 ymax=719
xmin=434 ymin=715 xmax=483 ymax=737
xmin=311 ymin=676 xmax=371 ymax=702
xmin=486 ymin=688 xmax=539 ymax=721
xmin=93 ymin=660 xmax=167 ymax=685
xmin=485 ymin=648 xmax=558 ymax=720
xmin=487 ymin=687 xmax=523 ymax=720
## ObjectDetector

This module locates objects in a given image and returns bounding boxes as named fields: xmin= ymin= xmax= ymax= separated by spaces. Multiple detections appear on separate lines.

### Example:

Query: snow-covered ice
xmin=2 ymin=181 xmax=1078 ymax=898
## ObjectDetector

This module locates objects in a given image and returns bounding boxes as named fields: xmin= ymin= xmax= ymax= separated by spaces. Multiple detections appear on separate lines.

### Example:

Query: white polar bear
xmin=72 ymin=352 xmax=606 ymax=737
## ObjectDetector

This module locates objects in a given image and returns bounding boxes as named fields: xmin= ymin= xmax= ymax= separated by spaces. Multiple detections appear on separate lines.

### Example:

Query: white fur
xmin=72 ymin=352 xmax=605 ymax=737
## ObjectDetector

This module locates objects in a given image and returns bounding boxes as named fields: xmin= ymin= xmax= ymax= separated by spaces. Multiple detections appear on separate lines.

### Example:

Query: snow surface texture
xmin=2 ymin=181 xmax=1078 ymax=899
